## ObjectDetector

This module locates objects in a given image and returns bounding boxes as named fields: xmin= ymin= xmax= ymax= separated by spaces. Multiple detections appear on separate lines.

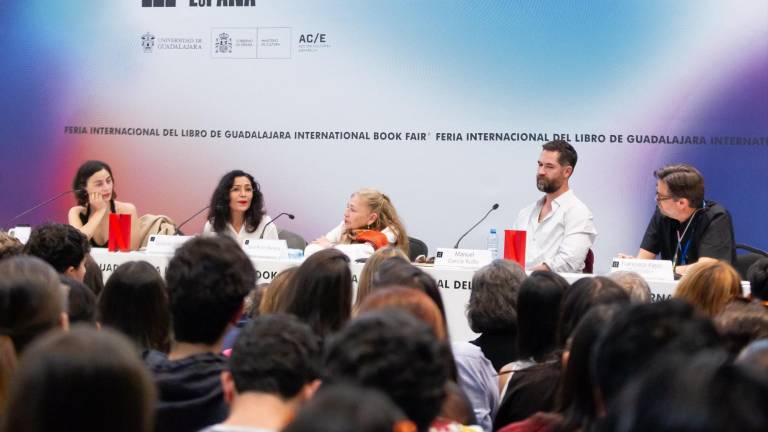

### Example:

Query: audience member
xmin=606 ymin=271 xmax=651 ymax=303
xmin=82 ymin=254 xmax=104 ymax=296
xmin=747 ymin=257 xmax=768 ymax=303
xmin=2 ymin=327 xmax=156 ymax=432
xmin=358 ymin=287 xmax=447 ymax=340
xmin=202 ymin=314 xmax=321 ymax=432
xmin=354 ymin=246 xmax=409 ymax=309
xmin=258 ymin=267 xmax=297 ymax=314
xmin=714 ymin=300 xmax=768 ymax=358
xmin=23 ymin=222 xmax=90 ymax=281
xmin=674 ymin=260 xmax=743 ymax=316
xmin=61 ymin=275 xmax=97 ymax=326
xmin=144 ymin=235 xmax=255 ymax=432
xmin=0 ymin=256 xmax=67 ymax=413
xmin=0 ymin=232 xmax=23 ymax=260
xmin=737 ymin=339 xmax=768 ymax=375
xmin=323 ymin=310 xmax=449 ymax=432
xmin=274 ymin=248 xmax=352 ymax=341
xmin=99 ymin=261 xmax=171 ymax=354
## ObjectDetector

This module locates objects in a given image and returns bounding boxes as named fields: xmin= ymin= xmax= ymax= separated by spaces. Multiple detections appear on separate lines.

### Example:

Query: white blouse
xmin=202 ymin=215 xmax=279 ymax=245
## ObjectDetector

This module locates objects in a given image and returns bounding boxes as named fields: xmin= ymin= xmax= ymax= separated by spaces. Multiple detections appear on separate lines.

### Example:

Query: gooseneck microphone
xmin=174 ymin=205 xmax=211 ymax=235
xmin=260 ymin=212 xmax=295 ymax=239
xmin=453 ymin=203 xmax=500 ymax=249
xmin=4 ymin=189 xmax=85 ymax=229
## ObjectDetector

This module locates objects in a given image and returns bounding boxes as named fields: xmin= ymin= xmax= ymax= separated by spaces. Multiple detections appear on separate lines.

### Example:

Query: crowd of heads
xmin=1 ymin=221 xmax=767 ymax=432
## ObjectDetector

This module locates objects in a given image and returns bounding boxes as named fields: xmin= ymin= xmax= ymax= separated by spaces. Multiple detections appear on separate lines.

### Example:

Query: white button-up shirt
xmin=514 ymin=189 xmax=597 ymax=272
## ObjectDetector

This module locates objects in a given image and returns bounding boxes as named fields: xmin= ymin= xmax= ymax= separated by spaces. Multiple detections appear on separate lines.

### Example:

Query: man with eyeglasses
xmin=624 ymin=164 xmax=735 ymax=276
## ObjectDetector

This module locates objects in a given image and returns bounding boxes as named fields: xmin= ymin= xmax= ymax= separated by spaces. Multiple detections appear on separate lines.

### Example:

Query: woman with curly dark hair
xmin=202 ymin=170 xmax=279 ymax=242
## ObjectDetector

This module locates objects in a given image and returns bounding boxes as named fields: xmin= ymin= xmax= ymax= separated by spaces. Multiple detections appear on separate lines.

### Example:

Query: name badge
xmin=434 ymin=248 xmax=492 ymax=269
xmin=610 ymin=258 xmax=674 ymax=281
xmin=243 ymin=239 xmax=288 ymax=260
xmin=145 ymin=235 xmax=193 ymax=255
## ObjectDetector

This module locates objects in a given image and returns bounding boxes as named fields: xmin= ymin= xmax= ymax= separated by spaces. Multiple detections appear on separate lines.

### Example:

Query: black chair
xmin=407 ymin=236 xmax=428 ymax=261
xmin=278 ymin=229 xmax=308 ymax=250
xmin=583 ymin=249 xmax=595 ymax=274
xmin=735 ymin=243 xmax=768 ymax=280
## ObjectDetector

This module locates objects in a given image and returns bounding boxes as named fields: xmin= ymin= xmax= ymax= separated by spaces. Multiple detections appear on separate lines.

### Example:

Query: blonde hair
xmin=342 ymin=188 xmax=409 ymax=255
xmin=259 ymin=267 xmax=298 ymax=315
xmin=674 ymin=260 xmax=743 ymax=316
xmin=357 ymin=287 xmax=447 ymax=341
xmin=354 ymin=247 xmax=409 ymax=310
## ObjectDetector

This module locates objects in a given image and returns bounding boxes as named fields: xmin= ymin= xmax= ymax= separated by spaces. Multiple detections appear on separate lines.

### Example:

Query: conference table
xmin=90 ymin=248 xmax=690 ymax=342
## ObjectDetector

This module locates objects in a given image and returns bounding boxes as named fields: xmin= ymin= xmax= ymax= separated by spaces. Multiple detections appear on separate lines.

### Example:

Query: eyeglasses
xmin=655 ymin=193 xmax=675 ymax=203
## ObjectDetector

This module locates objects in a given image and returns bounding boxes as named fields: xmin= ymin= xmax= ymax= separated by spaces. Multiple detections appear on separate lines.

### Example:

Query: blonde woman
xmin=674 ymin=260 xmax=743 ymax=316
xmin=306 ymin=188 xmax=409 ymax=261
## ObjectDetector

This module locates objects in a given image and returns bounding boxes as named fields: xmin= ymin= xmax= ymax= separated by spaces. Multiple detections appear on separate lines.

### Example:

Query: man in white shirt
xmin=514 ymin=140 xmax=597 ymax=273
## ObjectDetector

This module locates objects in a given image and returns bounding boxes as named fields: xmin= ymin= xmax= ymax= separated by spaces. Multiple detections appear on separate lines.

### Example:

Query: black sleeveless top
xmin=78 ymin=200 xmax=117 ymax=247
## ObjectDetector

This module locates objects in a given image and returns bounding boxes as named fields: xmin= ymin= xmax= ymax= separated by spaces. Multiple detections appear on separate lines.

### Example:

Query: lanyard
xmin=673 ymin=209 xmax=700 ymax=266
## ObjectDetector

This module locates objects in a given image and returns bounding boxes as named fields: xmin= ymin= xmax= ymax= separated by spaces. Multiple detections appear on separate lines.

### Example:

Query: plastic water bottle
xmin=487 ymin=228 xmax=499 ymax=259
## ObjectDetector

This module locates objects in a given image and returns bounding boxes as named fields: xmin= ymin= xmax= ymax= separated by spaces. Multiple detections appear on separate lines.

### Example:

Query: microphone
xmin=4 ymin=189 xmax=84 ymax=229
xmin=174 ymin=205 xmax=211 ymax=235
xmin=260 ymin=212 xmax=295 ymax=239
xmin=453 ymin=203 xmax=500 ymax=249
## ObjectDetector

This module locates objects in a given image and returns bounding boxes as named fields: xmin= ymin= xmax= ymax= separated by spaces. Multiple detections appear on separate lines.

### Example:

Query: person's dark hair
xmin=557 ymin=305 xmax=625 ymax=432
xmin=654 ymin=163 xmax=705 ymax=209
xmin=3 ymin=327 xmax=156 ymax=432
xmin=591 ymin=300 xmax=723 ymax=406
xmin=276 ymin=248 xmax=352 ymax=339
xmin=61 ymin=276 xmax=97 ymax=326
xmin=467 ymin=259 xmax=526 ymax=333
xmin=23 ymin=223 xmax=90 ymax=274
xmin=0 ymin=232 xmax=23 ymax=260
xmin=558 ymin=276 xmax=630 ymax=347
xmin=82 ymin=254 xmax=104 ymax=296
xmin=99 ymin=261 xmax=171 ymax=352
xmin=542 ymin=140 xmax=578 ymax=169
xmin=283 ymin=383 xmax=411 ymax=432
xmin=747 ymin=257 xmax=768 ymax=301
xmin=713 ymin=300 xmax=768 ymax=358
xmin=372 ymin=258 xmax=447 ymax=330
xmin=72 ymin=160 xmax=116 ymax=206
xmin=166 ymin=236 xmax=255 ymax=345
xmin=601 ymin=351 xmax=768 ymax=432
xmin=206 ymin=170 xmax=265 ymax=234
xmin=229 ymin=314 xmax=320 ymax=398
xmin=323 ymin=310 xmax=449 ymax=432
xmin=517 ymin=271 xmax=568 ymax=361
xmin=737 ymin=339 xmax=768 ymax=375
xmin=0 ymin=256 xmax=64 ymax=410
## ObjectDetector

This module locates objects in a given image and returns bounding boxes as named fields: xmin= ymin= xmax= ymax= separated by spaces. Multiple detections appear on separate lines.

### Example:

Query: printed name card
xmin=434 ymin=248 xmax=492 ymax=269
xmin=242 ymin=239 xmax=288 ymax=260
xmin=145 ymin=235 xmax=193 ymax=255
xmin=610 ymin=258 xmax=674 ymax=281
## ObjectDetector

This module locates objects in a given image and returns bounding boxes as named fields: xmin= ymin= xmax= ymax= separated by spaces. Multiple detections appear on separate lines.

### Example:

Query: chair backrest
xmin=583 ymin=248 xmax=595 ymax=274
xmin=735 ymin=244 xmax=768 ymax=280
xmin=278 ymin=229 xmax=308 ymax=250
xmin=408 ymin=236 xmax=428 ymax=261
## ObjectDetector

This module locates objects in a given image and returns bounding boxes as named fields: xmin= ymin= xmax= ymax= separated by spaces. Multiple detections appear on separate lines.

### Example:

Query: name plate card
xmin=243 ymin=239 xmax=288 ymax=260
xmin=434 ymin=248 xmax=492 ymax=269
xmin=145 ymin=235 xmax=193 ymax=255
xmin=610 ymin=258 xmax=674 ymax=281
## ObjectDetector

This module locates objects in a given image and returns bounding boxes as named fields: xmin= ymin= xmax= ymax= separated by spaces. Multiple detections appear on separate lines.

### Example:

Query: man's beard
xmin=537 ymin=176 xmax=561 ymax=193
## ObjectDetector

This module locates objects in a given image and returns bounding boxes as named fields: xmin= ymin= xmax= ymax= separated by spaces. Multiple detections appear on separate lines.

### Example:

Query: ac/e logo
xmin=299 ymin=33 xmax=326 ymax=44
xmin=142 ymin=0 xmax=176 ymax=6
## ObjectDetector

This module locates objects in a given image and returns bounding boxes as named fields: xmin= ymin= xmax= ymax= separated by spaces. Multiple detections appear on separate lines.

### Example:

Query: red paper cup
xmin=504 ymin=230 xmax=526 ymax=268
xmin=108 ymin=213 xmax=131 ymax=252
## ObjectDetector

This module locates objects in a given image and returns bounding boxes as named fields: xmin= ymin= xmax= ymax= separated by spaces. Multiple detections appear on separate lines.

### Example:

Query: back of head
xmin=674 ymin=260 xmax=742 ymax=316
xmin=82 ymin=254 xmax=104 ymax=296
xmin=654 ymin=163 xmax=705 ymax=208
xmin=713 ymin=300 xmax=768 ymax=357
xmin=283 ymin=384 xmax=410 ymax=432
xmin=323 ymin=309 xmax=448 ymax=432
xmin=558 ymin=276 xmax=630 ymax=346
xmin=351 ymin=188 xmax=409 ymax=255
xmin=166 ymin=235 xmax=255 ymax=345
xmin=277 ymin=248 xmax=352 ymax=339
xmin=0 ymin=232 xmax=23 ymax=260
xmin=61 ymin=276 xmax=97 ymax=326
xmin=3 ymin=326 xmax=156 ymax=432
xmin=99 ymin=261 xmax=171 ymax=352
xmin=607 ymin=271 xmax=651 ymax=303
xmin=737 ymin=339 xmax=768 ymax=375
xmin=517 ymin=271 xmax=568 ymax=361
xmin=23 ymin=223 xmax=90 ymax=274
xmin=372 ymin=258 xmax=446 ymax=322
xmin=358 ymin=287 xmax=447 ymax=340
xmin=230 ymin=314 xmax=320 ymax=398
xmin=747 ymin=257 xmax=768 ymax=301
xmin=355 ymin=246 xmax=409 ymax=308
xmin=259 ymin=267 xmax=298 ymax=315
xmin=592 ymin=299 xmax=722 ymax=406
xmin=468 ymin=259 xmax=525 ymax=333
xmin=604 ymin=351 xmax=768 ymax=432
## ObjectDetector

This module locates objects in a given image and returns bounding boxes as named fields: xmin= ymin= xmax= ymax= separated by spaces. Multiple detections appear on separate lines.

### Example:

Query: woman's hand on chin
xmin=88 ymin=192 xmax=108 ymax=212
